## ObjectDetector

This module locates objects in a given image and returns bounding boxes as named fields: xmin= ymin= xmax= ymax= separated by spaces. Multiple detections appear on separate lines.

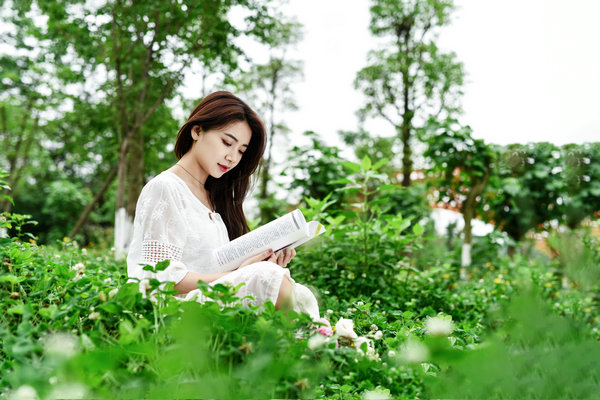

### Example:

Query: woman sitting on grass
xmin=127 ymin=91 xmax=319 ymax=319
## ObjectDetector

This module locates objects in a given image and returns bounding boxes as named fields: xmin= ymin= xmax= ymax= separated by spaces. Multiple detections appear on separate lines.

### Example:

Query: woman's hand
xmin=266 ymin=247 xmax=296 ymax=268
xmin=238 ymin=249 xmax=275 ymax=269
xmin=237 ymin=248 xmax=296 ymax=269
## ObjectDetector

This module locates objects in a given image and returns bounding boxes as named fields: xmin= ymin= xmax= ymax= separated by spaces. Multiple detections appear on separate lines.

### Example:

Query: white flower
xmin=9 ymin=385 xmax=39 ymax=400
xmin=401 ymin=339 xmax=429 ymax=364
xmin=89 ymin=312 xmax=101 ymax=321
xmin=370 ymin=324 xmax=378 ymax=331
xmin=108 ymin=288 xmax=119 ymax=299
xmin=48 ymin=383 xmax=88 ymax=399
xmin=44 ymin=332 xmax=79 ymax=358
xmin=355 ymin=336 xmax=379 ymax=361
xmin=387 ymin=350 xmax=396 ymax=358
xmin=326 ymin=309 xmax=334 ymax=316
xmin=335 ymin=318 xmax=358 ymax=339
xmin=357 ymin=301 xmax=364 ymax=306
xmin=81 ymin=248 xmax=87 ymax=255
xmin=308 ymin=334 xmax=330 ymax=350
xmin=354 ymin=336 xmax=371 ymax=351
xmin=140 ymin=279 xmax=152 ymax=293
xmin=98 ymin=292 xmax=107 ymax=302
xmin=72 ymin=262 xmax=85 ymax=274
xmin=362 ymin=388 xmax=391 ymax=400
xmin=424 ymin=316 xmax=454 ymax=337
xmin=373 ymin=330 xmax=383 ymax=340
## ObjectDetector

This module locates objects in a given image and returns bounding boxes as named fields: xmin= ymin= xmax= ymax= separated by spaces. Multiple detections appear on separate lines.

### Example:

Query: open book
xmin=213 ymin=209 xmax=325 ymax=271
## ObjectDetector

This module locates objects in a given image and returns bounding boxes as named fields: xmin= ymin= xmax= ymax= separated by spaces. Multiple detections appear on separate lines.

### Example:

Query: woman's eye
xmin=222 ymin=140 xmax=231 ymax=147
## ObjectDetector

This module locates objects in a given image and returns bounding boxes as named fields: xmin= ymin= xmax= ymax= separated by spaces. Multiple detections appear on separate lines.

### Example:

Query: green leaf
xmin=8 ymin=305 xmax=24 ymax=315
xmin=372 ymin=157 xmax=389 ymax=171
xmin=340 ymin=161 xmax=361 ymax=173
xmin=39 ymin=305 xmax=58 ymax=319
xmin=412 ymin=223 xmax=424 ymax=236
xmin=0 ymin=275 xmax=20 ymax=284
xmin=361 ymin=155 xmax=372 ymax=170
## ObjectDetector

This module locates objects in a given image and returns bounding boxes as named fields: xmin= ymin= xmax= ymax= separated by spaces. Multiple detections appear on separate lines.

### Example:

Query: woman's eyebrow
xmin=224 ymin=132 xmax=248 ymax=147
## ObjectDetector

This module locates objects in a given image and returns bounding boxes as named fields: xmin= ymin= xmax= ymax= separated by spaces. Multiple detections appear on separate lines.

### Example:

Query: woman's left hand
xmin=267 ymin=248 xmax=296 ymax=268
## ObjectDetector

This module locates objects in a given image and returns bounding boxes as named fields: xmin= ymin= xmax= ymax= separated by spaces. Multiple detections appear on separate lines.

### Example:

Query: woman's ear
xmin=191 ymin=125 xmax=202 ymax=140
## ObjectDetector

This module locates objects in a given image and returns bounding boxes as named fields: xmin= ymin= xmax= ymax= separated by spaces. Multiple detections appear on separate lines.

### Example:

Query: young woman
xmin=127 ymin=91 xmax=319 ymax=319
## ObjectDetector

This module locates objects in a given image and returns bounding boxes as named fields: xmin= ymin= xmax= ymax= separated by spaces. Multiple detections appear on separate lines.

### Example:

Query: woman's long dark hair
xmin=174 ymin=91 xmax=265 ymax=240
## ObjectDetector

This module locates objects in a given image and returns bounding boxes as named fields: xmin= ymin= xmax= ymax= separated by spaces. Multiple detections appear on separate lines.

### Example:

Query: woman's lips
xmin=218 ymin=164 xmax=229 ymax=172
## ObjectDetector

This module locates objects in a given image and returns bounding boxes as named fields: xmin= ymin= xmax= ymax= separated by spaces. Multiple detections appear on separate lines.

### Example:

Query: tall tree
xmin=560 ymin=142 xmax=600 ymax=229
xmin=29 ymin=0 xmax=276 ymax=255
xmin=484 ymin=142 xmax=563 ymax=257
xmin=424 ymin=118 xmax=495 ymax=268
xmin=234 ymin=16 xmax=303 ymax=221
xmin=355 ymin=0 xmax=464 ymax=187
xmin=0 ymin=3 xmax=60 ymax=212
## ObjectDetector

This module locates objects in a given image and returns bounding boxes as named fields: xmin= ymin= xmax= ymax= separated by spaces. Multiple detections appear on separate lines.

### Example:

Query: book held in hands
xmin=214 ymin=209 xmax=325 ymax=271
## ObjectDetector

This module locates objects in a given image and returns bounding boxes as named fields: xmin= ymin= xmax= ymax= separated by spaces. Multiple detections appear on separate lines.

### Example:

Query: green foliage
xmin=561 ymin=142 xmax=600 ymax=228
xmin=426 ymin=292 xmax=600 ymax=398
xmin=355 ymin=0 xmax=464 ymax=186
xmin=485 ymin=143 xmax=563 ymax=242
xmin=285 ymin=131 xmax=347 ymax=205
xmin=293 ymin=155 xmax=425 ymax=306
xmin=2 ymin=163 xmax=600 ymax=398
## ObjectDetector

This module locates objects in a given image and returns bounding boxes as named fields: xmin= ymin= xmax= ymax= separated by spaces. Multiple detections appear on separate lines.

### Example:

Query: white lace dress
xmin=127 ymin=171 xmax=319 ymax=319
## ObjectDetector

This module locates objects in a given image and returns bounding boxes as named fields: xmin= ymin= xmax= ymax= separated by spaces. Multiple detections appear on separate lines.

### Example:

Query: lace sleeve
xmin=128 ymin=178 xmax=188 ymax=284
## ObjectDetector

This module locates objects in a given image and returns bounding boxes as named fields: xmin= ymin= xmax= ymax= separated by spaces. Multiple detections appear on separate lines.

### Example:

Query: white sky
xmin=278 ymin=0 xmax=600 ymax=146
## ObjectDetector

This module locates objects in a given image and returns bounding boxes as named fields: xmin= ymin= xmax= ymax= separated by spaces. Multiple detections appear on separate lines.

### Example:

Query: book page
xmin=289 ymin=221 xmax=326 ymax=249
xmin=214 ymin=210 xmax=307 ymax=270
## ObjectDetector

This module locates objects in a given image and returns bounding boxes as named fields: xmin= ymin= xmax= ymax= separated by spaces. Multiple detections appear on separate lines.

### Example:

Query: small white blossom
xmin=425 ymin=316 xmax=454 ymax=337
xmin=362 ymin=388 xmax=391 ymax=400
xmin=401 ymin=339 xmax=429 ymax=364
xmin=354 ymin=336 xmax=379 ymax=360
xmin=335 ymin=318 xmax=358 ymax=339
xmin=108 ymin=288 xmax=119 ymax=299
xmin=98 ymin=292 xmax=107 ymax=302
xmin=326 ymin=309 xmax=333 ymax=316
xmin=370 ymin=324 xmax=378 ymax=331
xmin=357 ymin=301 xmax=364 ymax=306
xmin=72 ymin=262 xmax=85 ymax=274
xmin=140 ymin=278 xmax=152 ymax=293
xmin=388 ymin=350 xmax=396 ymax=358
xmin=81 ymin=248 xmax=87 ymax=255
xmin=44 ymin=332 xmax=79 ymax=358
xmin=49 ymin=383 xmax=88 ymax=399
xmin=9 ymin=385 xmax=39 ymax=400
xmin=373 ymin=330 xmax=383 ymax=340
xmin=89 ymin=312 xmax=101 ymax=321
xmin=308 ymin=334 xmax=330 ymax=350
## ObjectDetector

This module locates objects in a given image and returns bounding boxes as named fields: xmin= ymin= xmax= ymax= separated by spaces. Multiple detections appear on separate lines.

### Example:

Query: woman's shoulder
xmin=141 ymin=170 xmax=183 ymax=197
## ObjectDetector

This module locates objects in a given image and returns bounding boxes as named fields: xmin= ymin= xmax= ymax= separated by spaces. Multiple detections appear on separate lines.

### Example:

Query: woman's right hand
xmin=237 ymin=249 xmax=274 ymax=269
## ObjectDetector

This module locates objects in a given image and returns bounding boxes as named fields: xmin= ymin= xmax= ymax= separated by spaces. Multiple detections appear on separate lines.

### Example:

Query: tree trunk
xmin=400 ymin=67 xmax=413 ymax=187
xmin=462 ymin=206 xmax=473 ymax=267
xmin=114 ymin=130 xmax=144 ymax=258
xmin=460 ymin=168 xmax=492 ymax=268
xmin=258 ymin=63 xmax=279 ymax=221
xmin=114 ymin=134 xmax=130 ymax=258
xmin=69 ymin=164 xmax=118 ymax=239
xmin=126 ymin=132 xmax=144 ymax=218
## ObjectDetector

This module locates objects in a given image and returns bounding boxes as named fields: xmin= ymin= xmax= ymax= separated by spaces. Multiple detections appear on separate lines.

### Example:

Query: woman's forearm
xmin=174 ymin=271 xmax=228 ymax=294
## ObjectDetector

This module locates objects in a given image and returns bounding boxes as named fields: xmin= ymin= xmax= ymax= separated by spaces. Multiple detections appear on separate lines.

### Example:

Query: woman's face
xmin=190 ymin=121 xmax=252 ymax=179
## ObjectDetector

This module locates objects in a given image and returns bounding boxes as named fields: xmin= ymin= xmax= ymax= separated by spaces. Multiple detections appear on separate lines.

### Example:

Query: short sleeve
xmin=127 ymin=178 xmax=189 ymax=284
